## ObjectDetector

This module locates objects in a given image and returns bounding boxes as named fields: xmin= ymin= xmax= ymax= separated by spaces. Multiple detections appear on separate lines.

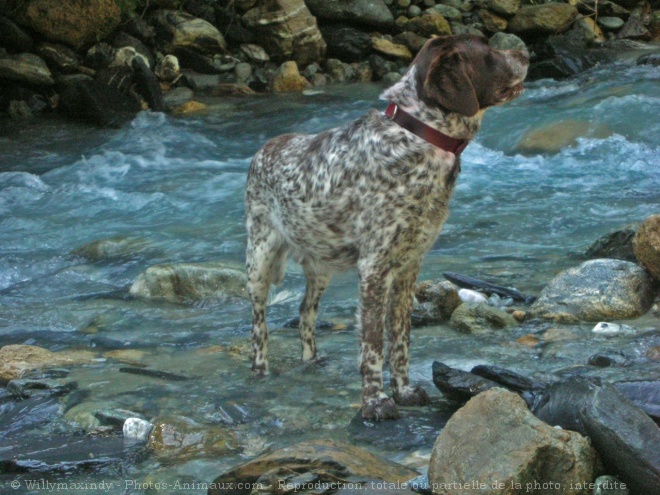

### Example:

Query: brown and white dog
xmin=245 ymin=35 xmax=529 ymax=420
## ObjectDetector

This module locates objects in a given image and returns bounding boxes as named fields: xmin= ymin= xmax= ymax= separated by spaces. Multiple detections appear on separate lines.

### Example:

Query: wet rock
xmin=132 ymin=56 xmax=164 ymax=111
xmin=103 ymin=349 xmax=147 ymax=366
xmin=242 ymin=0 xmax=326 ymax=67
xmin=71 ymin=235 xmax=154 ymax=261
xmin=614 ymin=380 xmax=660 ymax=421
xmin=372 ymin=38 xmax=413 ymax=61
xmin=155 ymin=54 xmax=180 ymax=82
xmin=432 ymin=361 xmax=500 ymax=402
xmin=475 ymin=0 xmax=520 ymax=16
xmin=488 ymin=32 xmax=527 ymax=53
xmin=110 ymin=46 xmax=150 ymax=69
xmin=471 ymin=364 xmax=544 ymax=395
xmin=112 ymin=32 xmax=155 ymax=69
xmin=637 ymin=52 xmax=660 ymax=66
xmin=208 ymin=439 xmax=418 ymax=495
xmin=95 ymin=408 xmax=145 ymax=429
xmin=169 ymin=46 xmax=220 ymax=74
xmin=84 ymin=42 xmax=116 ymax=71
xmin=0 ymin=53 xmax=54 ymax=86
xmin=479 ymin=10 xmax=508 ymax=34
xmin=321 ymin=26 xmax=373 ymax=63
xmin=515 ymin=120 xmax=613 ymax=155
xmin=326 ymin=58 xmax=356 ymax=83
xmin=587 ymin=353 xmax=630 ymax=367
xmin=527 ymin=259 xmax=655 ymax=323
xmin=0 ymin=16 xmax=34 ymax=52
xmin=406 ymin=9 xmax=452 ymax=37
xmin=123 ymin=418 xmax=154 ymax=442
xmin=508 ymin=4 xmax=578 ymax=37
xmin=59 ymin=79 xmax=141 ymax=127
xmin=150 ymin=10 xmax=227 ymax=55
xmin=7 ymin=378 xmax=76 ymax=398
xmin=148 ymin=416 xmax=237 ymax=461
xmin=0 ymin=395 xmax=63 ymax=440
xmin=591 ymin=322 xmax=635 ymax=335
xmin=393 ymin=31 xmax=429 ymax=54
xmin=412 ymin=280 xmax=461 ymax=326
xmin=429 ymin=388 xmax=597 ymax=495
xmin=270 ymin=61 xmax=311 ymax=92
xmin=0 ymin=345 xmax=96 ymax=383
xmin=163 ymin=87 xmax=193 ymax=111
xmin=172 ymin=100 xmax=208 ymax=115
xmin=240 ymin=44 xmax=270 ymax=64
xmin=616 ymin=15 xmax=650 ymax=41
xmin=130 ymin=261 xmax=248 ymax=302
xmin=450 ymin=302 xmax=518 ymax=334
xmin=64 ymin=402 xmax=107 ymax=430
xmin=598 ymin=16 xmax=626 ymax=32
xmin=10 ymin=0 xmax=121 ymax=50
xmin=533 ymin=377 xmax=660 ymax=495
xmin=570 ymin=17 xmax=606 ymax=45
xmin=585 ymin=223 xmax=639 ymax=262
xmin=305 ymin=0 xmax=394 ymax=29
xmin=235 ymin=62 xmax=253 ymax=84
xmin=458 ymin=288 xmax=488 ymax=304
xmin=430 ymin=4 xmax=463 ymax=22
xmin=593 ymin=475 xmax=629 ymax=495
xmin=35 ymin=42 xmax=81 ymax=74
xmin=633 ymin=214 xmax=660 ymax=280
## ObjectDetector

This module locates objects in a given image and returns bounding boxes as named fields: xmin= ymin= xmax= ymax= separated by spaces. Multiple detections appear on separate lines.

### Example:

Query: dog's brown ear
xmin=424 ymin=50 xmax=479 ymax=117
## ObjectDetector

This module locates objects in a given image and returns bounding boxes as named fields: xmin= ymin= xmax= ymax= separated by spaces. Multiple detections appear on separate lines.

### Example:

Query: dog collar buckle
xmin=385 ymin=102 xmax=469 ymax=156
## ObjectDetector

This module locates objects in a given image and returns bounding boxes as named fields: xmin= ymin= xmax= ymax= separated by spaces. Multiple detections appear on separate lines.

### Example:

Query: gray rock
xmin=408 ymin=5 xmax=422 ymax=18
xmin=0 ymin=53 xmax=54 ymax=86
xmin=528 ymin=259 xmax=655 ymax=323
xmin=508 ymin=4 xmax=578 ymax=35
xmin=475 ymin=0 xmax=520 ymax=16
xmin=155 ymin=54 xmax=180 ymax=82
xmin=585 ymin=223 xmax=639 ymax=262
xmin=321 ymin=26 xmax=373 ymax=63
xmin=534 ymin=378 xmax=660 ymax=495
xmin=7 ymin=378 xmax=76 ymax=398
xmin=429 ymin=388 xmax=597 ymax=495
xmin=235 ymin=62 xmax=253 ymax=84
xmin=129 ymin=262 xmax=248 ymax=302
xmin=112 ymin=31 xmax=155 ymax=68
xmin=35 ymin=42 xmax=80 ymax=74
xmin=150 ymin=9 xmax=226 ymax=54
xmin=430 ymin=4 xmax=463 ymax=21
xmin=450 ymin=302 xmax=518 ymax=334
xmin=239 ymin=43 xmax=270 ymax=63
xmin=598 ymin=16 xmax=625 ymax=31
xmin=132 ymin=56 xmax=164 ymax=111
xmin=305 ymin=0 xmax=394 ymax=28
xmin=633 ymin=214 xmax=660 ymax=281
xmin=488 ymin=32 xmax=527 ymax=53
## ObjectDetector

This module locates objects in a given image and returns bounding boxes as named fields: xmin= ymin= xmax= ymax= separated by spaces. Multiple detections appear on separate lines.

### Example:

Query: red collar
xmin=385 ymin=102 xmax=468 ymax=156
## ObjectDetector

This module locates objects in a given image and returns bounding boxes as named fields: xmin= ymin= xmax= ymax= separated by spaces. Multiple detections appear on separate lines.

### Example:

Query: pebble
xmin=591 ymin=322 xmax=634 ymax=335
xmin=458 ymin=288 xmax=488 ymax=304
xmin=123 ymin=417 xmax=154 ymax=442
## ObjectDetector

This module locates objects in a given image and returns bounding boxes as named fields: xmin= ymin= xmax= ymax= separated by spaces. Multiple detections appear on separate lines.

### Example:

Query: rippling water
xmin=1 ymin=62 xmax=659 ymax=493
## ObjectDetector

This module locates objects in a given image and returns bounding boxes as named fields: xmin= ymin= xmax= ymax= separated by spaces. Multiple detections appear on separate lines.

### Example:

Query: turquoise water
xmin=0 ymin=62 xmax=659 ymax=493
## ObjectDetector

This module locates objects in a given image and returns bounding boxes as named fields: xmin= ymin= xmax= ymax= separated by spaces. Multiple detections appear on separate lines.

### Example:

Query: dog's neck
xmin=380 ymin=67 xmax=484 ymax=141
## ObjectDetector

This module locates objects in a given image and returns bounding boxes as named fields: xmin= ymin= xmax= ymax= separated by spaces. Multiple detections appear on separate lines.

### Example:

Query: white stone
xmin=123 ymin=417 xmax=153 ymax=442
xmin=458 ymin=288 xmax=488 ymax=304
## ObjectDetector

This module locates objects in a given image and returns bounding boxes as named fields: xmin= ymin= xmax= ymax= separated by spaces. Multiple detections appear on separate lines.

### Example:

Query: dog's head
xmin=413 ymin=34 xmax=529 ymax=117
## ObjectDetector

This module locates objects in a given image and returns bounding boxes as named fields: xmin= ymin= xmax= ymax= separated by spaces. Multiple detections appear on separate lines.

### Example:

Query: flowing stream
xmin=0 ymin=62 xmax=659 ymax=494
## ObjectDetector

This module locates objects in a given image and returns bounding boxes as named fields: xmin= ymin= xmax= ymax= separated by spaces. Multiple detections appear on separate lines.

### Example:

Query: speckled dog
xmin=245 ymin=34 xmax=529 ymax=420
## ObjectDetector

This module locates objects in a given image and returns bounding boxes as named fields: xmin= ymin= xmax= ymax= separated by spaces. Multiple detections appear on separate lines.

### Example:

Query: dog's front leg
xmin=358 ymin=264 xmax=400 ymax=420
xmin=388 ymin=264 xmax=431 ymax=407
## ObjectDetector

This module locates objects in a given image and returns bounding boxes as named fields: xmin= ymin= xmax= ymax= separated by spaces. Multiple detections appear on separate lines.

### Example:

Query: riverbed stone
xmin=528 ymin=259 xmax=655 ymax=323
xmin=450 ymin=302 xmax=518 ymax=334
xmin=413 ymin=280 xmax=461 ymax=325
xmin=479 ymin=9 xmax=508 ymax=33
xmin=515 ymin=120 xmax=613 ymax=155
xmin=242 ymin=0 xmax=326 ymax=67
xmin=10 ymin=0 xmax=121 ymax=50
xmin=305 ymin=0 xmax=394 ymax=29
xmin=0 ymin=53 xmax=54 ymax=86
xmin=0 ymin=345 xmax=97 ymax=383
xmin=633 ymin=214 xmax=660 ymax=280
xmin=508 ymin=4 xmax=578 ymax=36
xmin=488 ymin=32 xmax=527 ymax=52
xmin=585 ymin=223 xmax=639 ymax=262
xmin=371 ymin=37 xmax=413 ymax=61
xmin=321 ymin=26 xmax=373 ymax=63
xmin=475 ymin=0 xmax=520 ymax=16
xmin=71 ymin=235 xmax=154 ymax=261
xmin=240 ymin=43 xmax=270 ymax=63
xmin=406 ymin=9 xmax=452 ymax=37
xmin=148 ymin=416 xmax=236 ymax=461
xmin=208 ymin=439 xmax=418 ymax=495
xmin=150 ymin=9 xmax=227 ymax=55
xmin=429 ymin=388 xmax=597 ymax=495
xmin=35 ymin=42 xmax=81 ymax=74
xmin=270 ymin=61 xmax=311 ymax=92
xmin=155 ymin=54 xmax=180 ymax=82
xmin=129 ymin=262 xmax=248 ymax=302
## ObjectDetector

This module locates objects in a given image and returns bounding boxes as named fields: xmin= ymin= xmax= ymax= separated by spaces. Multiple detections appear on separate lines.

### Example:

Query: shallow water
xmin=1 ymin=62 xmax=659 ymax=494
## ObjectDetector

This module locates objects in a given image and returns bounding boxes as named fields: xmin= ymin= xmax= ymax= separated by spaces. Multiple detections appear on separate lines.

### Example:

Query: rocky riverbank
xmin=1 ymin=0 xmax=659 ymax=126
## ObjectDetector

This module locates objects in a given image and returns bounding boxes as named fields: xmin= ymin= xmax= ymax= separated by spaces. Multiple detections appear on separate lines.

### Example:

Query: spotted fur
xmin=244 ymin=35 xmax=529 ymax=420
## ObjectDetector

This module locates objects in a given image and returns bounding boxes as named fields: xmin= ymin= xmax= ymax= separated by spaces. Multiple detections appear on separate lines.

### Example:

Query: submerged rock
xmin=515 ymin=120 xmax=613 ymax=155
xmin=633 ymin=214 xmax=660 ymax=280
xmin=429 ymin=388 xmax=597 ymax=495
xmin=129 ymin=262 xmax=248 ymax=302
xmin=148 ymin=416 xmax=237 ymax=461
xmin=585 ymin=224 xmax=639 ymax=262
xmin=527 ymin=259 xmax=654 ymax=323
xmin=533 ymin=377 xmax=660 ymax=495
xmin=208 ymin=439 xmax=418 ymax=495
xmin=449 ymin=302 xmax=518 ymax=334
xmin=0 ymin=345 xmax=96 ymax=383
xmin=71 ymin=235 xmax=154 ymax=261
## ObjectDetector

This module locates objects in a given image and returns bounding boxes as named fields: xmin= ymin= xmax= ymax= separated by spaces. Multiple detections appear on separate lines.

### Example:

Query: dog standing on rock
xmin=245 ymin=35 xmax=529 ymax=420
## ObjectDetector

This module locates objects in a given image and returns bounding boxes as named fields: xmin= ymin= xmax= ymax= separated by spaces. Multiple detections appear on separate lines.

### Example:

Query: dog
xmin=245 ymin=34 xmax=529 ymax=420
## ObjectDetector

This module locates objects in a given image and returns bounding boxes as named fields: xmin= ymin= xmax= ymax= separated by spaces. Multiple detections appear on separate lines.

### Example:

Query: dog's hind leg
xmin=358 ymin=261 xmax=400 ymax=420
xmin=246 ymin=211 xmax=288 ymax=375
xmin=299 ymin=261 xmax=332 ymax=361
xmin=387 ymin=263 xmax=431 ymax=406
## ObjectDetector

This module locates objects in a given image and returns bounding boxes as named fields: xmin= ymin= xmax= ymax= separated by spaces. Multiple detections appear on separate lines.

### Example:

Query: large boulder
xmin=129 ymin=262 xmax=248 ymax=302
xmin=0 ymin=53 xmax=54 ymax=86
xmin=150 ymin=10 xmax=227 ymax=55
xmin=633 ymin=214 xmax=660 ymax=280
xmin=527 ymin=259 xmax=654 ymax=322
xmin=508 ymin=4 xmax=578 ymax=37
xmin=305 ymin=0 xmax=394 ymax=29
xmin=9 ymin=0 xmax=121 ymax=50
xmin=208 ymin=439 xmax=418 ymax=495
xmin=429 ymin=388 xmax=597 ymax=495
xmin=242 ymin=0 xmax=326 ymax=67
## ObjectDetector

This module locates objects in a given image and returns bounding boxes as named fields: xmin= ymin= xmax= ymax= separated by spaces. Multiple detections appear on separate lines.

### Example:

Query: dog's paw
xmin=393 ymin=385 xmax=431 ymax=407
xmin=362 ymin=396 xmax=400 ymax=421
